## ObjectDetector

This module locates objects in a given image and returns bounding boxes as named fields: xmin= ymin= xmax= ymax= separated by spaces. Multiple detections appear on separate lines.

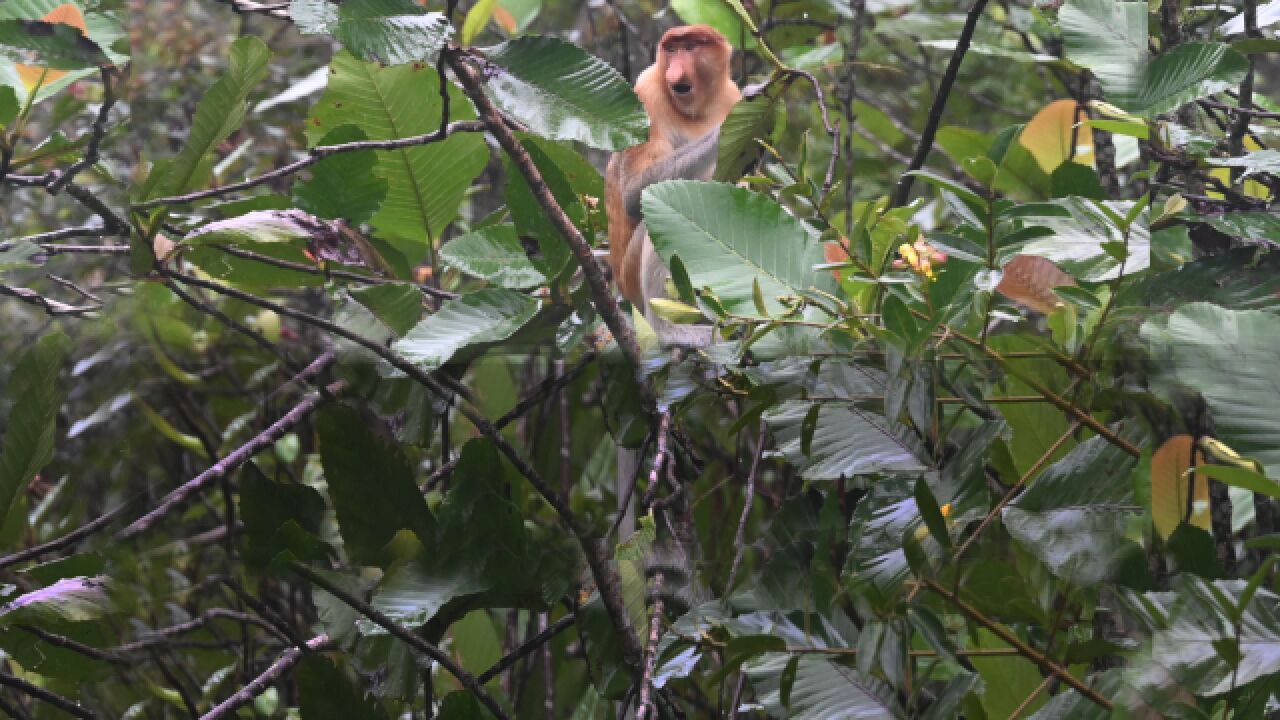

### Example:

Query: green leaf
xmin=480 ymin=35 xmax=648 ymax=151
xmin=1197 ymin=463 xmax=1280 ymax=500
xmin=239 ymin=463 xmax=328 ymax=570
xmin=716 ymin=87 xmax=782 ymax=182
xmin=1205 ymin=212 xmax=1280 ymax=244
xmin=743 ymin=654 xmax=901 ymax=719
xmin=307 ymin=52 xmax=487 ymax=268
xmin=1004 ymin=426 xmax=1143 ymax=586
xmin=1143 ymin=304 xmax=1280 ymax=477
xmin=351 ymin=284 xmax=422 ymax=336
xmin=392 ymin=288 xmax=539 ymax=370
xmin=0 ymin=331 xmax=69 ymax=526
xmin=765 ymin=400 xmax=925 ymax=479
xmin=291 ymin=0 xmax=451 ymax=66
xmin=1059 ymin=0 xmax=1148 ymax=112
xmin=642 ymin=181 xmax=835 ymax=319
xmin=297 ymin=656 xmax=390 ymax=720
xmin=0 ymin=238 xmax=40 ymax=270
xmin=1127 ymin=42 xmax=1249 ymax=117
xmin=439 ymin=225 xmax=547 ymax=288
xmin=144 ymin=36 xmax=270 ymax=199
xmin=294 ymin=125 xmax=389 ymax=224
xmin=0 ymin=83 xmax=17 ymax=127
xmin=1013 ymin=197 xmax=1149 ymax=281
xmin=316 ymin=406 xmax=435 ymax=564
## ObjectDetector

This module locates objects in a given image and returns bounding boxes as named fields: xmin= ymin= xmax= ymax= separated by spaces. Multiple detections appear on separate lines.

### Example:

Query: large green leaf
xmin=391 ymin=288 xmax=539 ymax=370
xmin=143 ymin=36 xmax=270 ymax=199
xmin=764 ymin=400 xmax=925 ymax=479
xmin=715 ymin=87 xmax=783 ymax=182
xmin=363 ymin=440 xmax=572 ymax=633
xmin=1003 ymin=427 xmax=1142 ymax=586
xmin=480 ymin=35 xmax=648 ymax=151
xmin=439 ymin=225 xmax=547 ymax=288
xmin=1059 ymin=0 xmax=1147 ymax=110
xmin=1142 ymin=303 xmax=1280 ymax=476
xmin=743 ymin=653 xmax=901 ymax=719
xmin=1128 ymin=42 xmax=1249 ymax=117
xmin=1207 ymin=149 xmax=1280 ymax=181
xmin=316 ymin=406 xmax=436 ymax=565
xmin=0 ymin=331 xmax=69 ymax=526
xmin=294 ymin=125 xmax=388 ymax=224
xmin=291 ymin=0 xmax=451 ymax=66
xmin=1126 ymin=578 xmax=1280 ymax=696
xmin=307 ymin=52 xmax=487 ymax=268
xmin=643 ymin=180 xmax=836 ymax=319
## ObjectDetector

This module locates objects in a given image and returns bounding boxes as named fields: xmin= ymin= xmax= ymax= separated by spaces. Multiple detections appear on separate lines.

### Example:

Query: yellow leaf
xmin=1018 ymin=99 xmax=1094 ymax=173
xmin=1151 ymin=435 xmax=1211 ymax=540
xmin=461 ymin=0 xmax=498 ymax=44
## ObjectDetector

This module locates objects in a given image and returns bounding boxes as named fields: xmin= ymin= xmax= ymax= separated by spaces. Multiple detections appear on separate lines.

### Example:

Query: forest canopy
xmin=1 ymin=0 xmax=1279 ymax=717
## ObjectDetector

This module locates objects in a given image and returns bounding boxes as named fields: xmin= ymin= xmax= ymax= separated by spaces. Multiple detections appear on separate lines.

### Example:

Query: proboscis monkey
xmin=605 ymin=25 xmax=740 ymax=341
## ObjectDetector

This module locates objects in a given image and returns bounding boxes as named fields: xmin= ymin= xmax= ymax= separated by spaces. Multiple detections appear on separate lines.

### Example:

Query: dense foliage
xmin=2 ymin=0 xmax=1279 ymax=717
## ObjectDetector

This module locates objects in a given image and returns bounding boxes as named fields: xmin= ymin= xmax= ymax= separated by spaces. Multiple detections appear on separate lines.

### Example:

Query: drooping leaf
xmin=1018 ymin=99 xmax=1093 ymax=172
xmin=643 ymin=180 xmax=836 ymax=319
xmin=479 ymin=35 xmax=648 ymax=151
xmin=316 ymin=406 xmax=435 ymax=564
xmin=391 ymin=288 xmax=539 ymax=371
xmin=291 ymin=0 xmax=451 ymax=66
xmin=1059 ymin=0 xmax=1147 ymax=111
xmin=1150 ymin=435 xmax=1212 ymax=540
xmin=716 ymin=87 xmax=783 ymax=182
xmin=239 ymin=463 xmax=328 ymax=570
xmin=0 ymin=331 xmax=69 ymax=527
xmin=1125 ymin=42 xmax=1249 ymax=117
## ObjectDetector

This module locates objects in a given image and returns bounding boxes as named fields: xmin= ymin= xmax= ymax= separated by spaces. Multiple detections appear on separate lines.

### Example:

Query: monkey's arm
xmin=622 ymin=127 xmax=721 ymax=220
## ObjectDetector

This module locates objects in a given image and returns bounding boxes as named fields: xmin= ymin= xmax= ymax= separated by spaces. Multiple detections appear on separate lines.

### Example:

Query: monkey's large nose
xmin=671 ymin=82 xmax=692 ymax=95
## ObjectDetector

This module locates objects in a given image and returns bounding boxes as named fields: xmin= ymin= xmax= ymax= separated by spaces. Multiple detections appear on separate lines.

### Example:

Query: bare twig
xmin=133 ymin=121 xmax=486 ymax=209
xmin=478 ymin=613 xmax=576 ymax=684
xmin=48 ymin=68 xmax=118 ymax=194
xmin=0 ymin=506 xmax=126 ymax=569
xmin=117 ymin=358 xmax=340 ymax=540
xmin=291 ymin=564 xmax=511 ymax=720
xmin=0 ymin=671 xmax=96 ymax=719
xmin=923 ymin=578 xmax=1112 ymax=711
xmin=890 ymin=0 xmax=991 ymax=207
xmin=0 ymin=282 xmax=101 ymax=316
xmin=200 ymin=635 xmax=332 ymax=720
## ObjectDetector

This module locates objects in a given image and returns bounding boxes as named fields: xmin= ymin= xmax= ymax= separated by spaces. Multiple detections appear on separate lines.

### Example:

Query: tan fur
xmin=605 ymin=25 xmax=740 ymax=307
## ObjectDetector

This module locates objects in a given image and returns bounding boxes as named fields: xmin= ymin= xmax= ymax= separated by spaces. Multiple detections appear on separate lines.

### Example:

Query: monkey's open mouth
xmin=671 ymin=82 xmax=692 ymax=95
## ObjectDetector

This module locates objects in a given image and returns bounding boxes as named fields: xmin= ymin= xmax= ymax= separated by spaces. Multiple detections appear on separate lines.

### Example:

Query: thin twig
xmin=477 ymin=613 xmax=576 ymax=684
xmin=291 ymin=564 xmax=511 ymax=720
xmin=635 ymin=572 xmax=666 ymax=720
xmin=133 ymin=121 xmax=486 ymax=209
xmin=0 ymin=505 xmax=126 ymax=569
xmin=923 ymin=578 xmax=1112 ymax=711
xmin=0 ymin=671 xmax=96 ymax=719
xmin=890 ymin=0 xmax=991 ymax=207
xmin=725 ymin=421 xmax=766 ymax=593
xmin=48 ymin=68 xmax=117 ymax=194
xmin=200 ymin=635 xmax=332 ymax=720
xmin=117 ymin=361 xmax=340 ymax=540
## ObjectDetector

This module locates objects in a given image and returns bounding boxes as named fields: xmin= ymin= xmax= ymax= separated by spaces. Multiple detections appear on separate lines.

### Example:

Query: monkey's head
xmin=657 ymin=25 xmax=733 ymax=120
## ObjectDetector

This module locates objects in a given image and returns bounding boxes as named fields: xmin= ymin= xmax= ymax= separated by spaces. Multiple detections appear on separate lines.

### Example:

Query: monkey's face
xmin=659 ymin=27 xmax=730 ymax=120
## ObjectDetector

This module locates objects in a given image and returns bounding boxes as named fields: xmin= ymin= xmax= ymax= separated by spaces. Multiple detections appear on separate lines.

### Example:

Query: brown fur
xmin=605 ymin=25 xmax=740 ymax=306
